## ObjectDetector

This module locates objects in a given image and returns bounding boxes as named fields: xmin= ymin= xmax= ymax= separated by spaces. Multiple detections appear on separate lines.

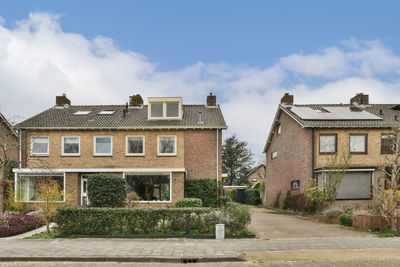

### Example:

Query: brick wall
xmin=264 ymin=110 xmax=313 ymax=206
xmin=184 ymin=129 xmax=222 ymax=179
xmin=0 ymin=121 xmax=18 ymax=161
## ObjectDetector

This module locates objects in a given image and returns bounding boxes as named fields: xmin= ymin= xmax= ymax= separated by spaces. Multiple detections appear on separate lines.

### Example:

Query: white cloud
xmin=1 ymin=12 xmax=400 ymax=162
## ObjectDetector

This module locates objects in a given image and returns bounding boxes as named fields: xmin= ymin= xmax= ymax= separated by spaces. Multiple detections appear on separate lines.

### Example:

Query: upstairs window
xmin=277 ymin=124 xmax=281 ymax=135
xmin=271 ymin=150 xmax=278 ymax=159
xmin=94 ymin=136 xmax=113 ymax=156
xmin=148 ymin=98 xmax=182 ymax=119
xmin=31 ymin=136 xmax=49 ymax=156
xmin=319 ymin=134 xmax=337 ymax=154
xmin=126 ymin=136 xmax=145 ymax=156
xmin=62 ymin=136 xmax=80 ymax=156
xmin=158 ymin=135 xmax=177 ymax=156
xmin=381 ymin=134 xmax=395 ymax=154
xmin=350 ymin=134 xmax=367 ymax=154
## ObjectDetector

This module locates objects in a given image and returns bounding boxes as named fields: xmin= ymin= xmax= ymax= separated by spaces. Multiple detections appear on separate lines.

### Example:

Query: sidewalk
xmin=1 ymin=237 xmax=400 ymax=262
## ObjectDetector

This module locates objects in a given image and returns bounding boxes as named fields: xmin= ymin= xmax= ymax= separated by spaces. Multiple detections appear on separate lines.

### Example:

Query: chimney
xmin=207 ymin=92 xmax=217 ymax=107
xmin=280 ymin=93 xmax=294 ymax=105
xmin=350 ymin=93 xmax=369 ymax=105
xmin=56 ymin=94 xmax=71 ymax=106
xmin=129 ymin=94 xmax=143 ymax=107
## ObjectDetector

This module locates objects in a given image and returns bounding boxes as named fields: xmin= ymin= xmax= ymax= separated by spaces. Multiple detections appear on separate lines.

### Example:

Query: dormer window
xmin=148 ymin=97 xmax=182 ymax=120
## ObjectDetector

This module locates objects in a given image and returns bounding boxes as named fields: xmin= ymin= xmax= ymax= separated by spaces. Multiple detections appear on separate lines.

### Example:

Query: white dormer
xmin=148 ymin=97 xmax=183 ymax=120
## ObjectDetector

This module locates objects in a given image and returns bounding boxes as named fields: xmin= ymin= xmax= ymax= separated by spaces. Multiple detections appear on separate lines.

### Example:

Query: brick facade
xmin=0 ymin=119 xmax=18 ymax=161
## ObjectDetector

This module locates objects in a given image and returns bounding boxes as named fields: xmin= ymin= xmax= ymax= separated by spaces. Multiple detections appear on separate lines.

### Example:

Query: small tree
xmin=222 ymin=134 xmax=254 ymax=185
xmin=322 ymin=152 xmax=351 ymax=204
xmin=34 ymin=176 xmax=68 ymax=234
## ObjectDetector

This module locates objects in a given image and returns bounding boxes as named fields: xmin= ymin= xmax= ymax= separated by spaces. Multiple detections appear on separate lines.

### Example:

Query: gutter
xmin=312 ymin=129 xmax=315 ymax=179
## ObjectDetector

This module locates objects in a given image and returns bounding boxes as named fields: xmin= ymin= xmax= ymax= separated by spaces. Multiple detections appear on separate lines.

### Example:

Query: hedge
xmin=87 ymin=174 xmax=128 ymax=207
xmin=185 ymin=179 xmax=221 ymax=207
xmin=175 ymin=198 xmax=202 ymax=207
xmin=244 ymin=189 xmax=260 ymax=205
xmin=56 ymin=203 xmax=251 ymax=236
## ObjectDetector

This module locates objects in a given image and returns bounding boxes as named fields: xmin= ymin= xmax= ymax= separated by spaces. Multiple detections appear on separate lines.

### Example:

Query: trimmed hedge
xmin=175 ymin=198 xmax=202 ymax=207
xmin=56 ymin=204 xmax=251 ymax=236
xmin=244 ymin=189 xmax=260 ymax=205
xmin=87 ymin=174 xmax=128 ymax=208
xmin=185 ymin=179 xmax=221 ymax=207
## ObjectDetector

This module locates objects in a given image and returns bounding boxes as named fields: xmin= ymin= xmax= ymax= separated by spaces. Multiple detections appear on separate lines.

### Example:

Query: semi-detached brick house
xmin=0 ymin=112 xmax=18 ymax=162
xmin=13 ymin=93 xmax=227 ymax=207
xmin=263 ymin=93 xmax=400 ymax=208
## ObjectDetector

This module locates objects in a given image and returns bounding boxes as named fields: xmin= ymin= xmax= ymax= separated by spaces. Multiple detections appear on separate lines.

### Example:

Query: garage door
xmin=336 ymin=171 xmax=372 ymax=199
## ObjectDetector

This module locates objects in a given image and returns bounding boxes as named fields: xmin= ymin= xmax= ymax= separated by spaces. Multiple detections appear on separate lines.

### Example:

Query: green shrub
xmin=175 ymin=198 xmax=202 ymax=207
xmin=244 ymin=189 xmax=260 ymax=205
xmin=87 ymin=174 xmax=128 ymax=208
xmin=303 ymin=181 xmax=326 ymax=212
xmin=56 ymin=205 xmax=251 ymax=235
xmin=283 ymin=190 xmax=291 ymax=210
xmin=185 ymin=179 xmax=221 ymax=207
xmin=339 ymin=214 xmax=352 ymax=226
xmin=323 ymin=206 xmax=344 ymax=218
xmin=217 ymin=196 xmax=232 ymax=206
xmin=227 ymin=190 xmax=237 ymax=202
xmin=253 ymin=183 xmax=261 ymax=189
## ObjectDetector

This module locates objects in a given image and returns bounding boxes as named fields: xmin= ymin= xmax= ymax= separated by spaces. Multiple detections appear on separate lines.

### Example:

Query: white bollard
xmin=215 ymin=224 xmax=225 ymax=240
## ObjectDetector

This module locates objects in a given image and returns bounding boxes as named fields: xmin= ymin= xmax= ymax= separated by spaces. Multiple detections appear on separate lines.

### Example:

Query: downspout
xmin=18 ymin=130 xmax=22 ymax=168
xmin=312 ymin=129 xmax=315 ymax=180
xmin=216 ymin=129 xmax=219 ymax=197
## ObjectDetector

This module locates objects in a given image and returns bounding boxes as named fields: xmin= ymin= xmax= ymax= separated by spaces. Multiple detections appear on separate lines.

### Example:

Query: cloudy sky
xmin=0 ymin=1 xmax=400 ymax=161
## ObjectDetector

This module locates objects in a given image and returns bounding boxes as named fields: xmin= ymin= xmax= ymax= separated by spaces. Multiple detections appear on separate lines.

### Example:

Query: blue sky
xmin=0 ymin=1 xmax=400 ymax=160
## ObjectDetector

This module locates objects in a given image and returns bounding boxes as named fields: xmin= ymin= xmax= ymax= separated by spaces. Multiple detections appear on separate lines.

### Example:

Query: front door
xmin=81 ymin=174 xmax=89 ymax=206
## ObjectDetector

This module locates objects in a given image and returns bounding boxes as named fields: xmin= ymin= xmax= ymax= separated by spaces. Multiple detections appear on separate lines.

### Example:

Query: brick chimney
xmin=350 ymin=93 xmax=369 ymax=105
xmin=207 ymin=92 xmax=217 ymax=107
xmin=56 ymin=94 xmax=71 ymax=106
xmin=129 ymin=94 xmax=143 ymax=107
xmin=280 ymin=93 xmax=294 ymax=105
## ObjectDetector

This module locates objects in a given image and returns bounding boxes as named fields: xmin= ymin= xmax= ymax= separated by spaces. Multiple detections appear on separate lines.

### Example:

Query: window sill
xmin=61 ymin=154 xmax=80 ymax=157
xmin=136 ymin=201 xmax=172 ymax=204
xmin=157 ymin=154 xmax=177 ymax=157
xmin=319 ymin=152 xmax=337 ymax=155
xmin=30 ymin=154 xmax=49 ymax=157
xmin=125 ymin=154 xmax=145 ymax=157
xmin=93 ymin=155 xmax=113 ymax=157
xmin=350 ymin=152 xmax=368 ymax=155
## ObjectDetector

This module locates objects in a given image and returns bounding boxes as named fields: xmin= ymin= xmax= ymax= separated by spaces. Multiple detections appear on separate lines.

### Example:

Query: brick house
xmin=13 ymin=93 xmax=227 ymax=207
xmin=0 ymin=112 xmax=18 ymax=162
xmin=263 ymin=93 xmax=399 ymax=207
xmin=246 ymin=164 xmax=265 ymax=188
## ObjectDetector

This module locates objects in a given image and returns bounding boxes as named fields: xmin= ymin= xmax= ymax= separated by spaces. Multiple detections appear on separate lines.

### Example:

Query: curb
xmin=0 ymin=256 xmax=246 ymax=263
xmin=54 ymin=234 xmax=256 ymax=239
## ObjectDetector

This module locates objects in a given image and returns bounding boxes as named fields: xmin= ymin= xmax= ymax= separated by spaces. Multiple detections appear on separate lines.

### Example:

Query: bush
xmin=303 ymin=181 xmax=326 ymax=212
xmin=244 ymin=189 xmax=260 ymax=205
xmin=273 ymin=191 xmax=282 ymax=208
xmin=323 ymin=206 xmax=344 ymax=218
xmin=185 ymin=179 xmax=221 ymax=207
xmin=87 ymin=174 xmax=128 ymax=208
xmin=175 ymin=198 xmax=202 ymax=207
xmin=283 ymin=190 xmax=291 ymax=210
xmin=217 ymin=196 xmax=232 ymax=206
xmin=227 ymin=190 xmax=237 ymax=202
xmin=339 ymin=214 xmax=352 ymax=226
xmin=56 ymin=205 xmax=251 ymax=236
xmin=0 ymin=213 xmax=43 ymax=237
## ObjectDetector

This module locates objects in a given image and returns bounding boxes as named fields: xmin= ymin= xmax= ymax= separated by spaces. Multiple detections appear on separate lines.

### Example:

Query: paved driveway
xmin=248 ymin=208 xmax=371 ymax=239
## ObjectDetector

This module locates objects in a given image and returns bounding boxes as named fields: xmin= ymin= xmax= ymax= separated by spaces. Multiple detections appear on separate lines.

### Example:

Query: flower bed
xmin=56 ymin=203 xmax=251 ymax=236
xmin=0 ymin=213 xmax=43 ymax=237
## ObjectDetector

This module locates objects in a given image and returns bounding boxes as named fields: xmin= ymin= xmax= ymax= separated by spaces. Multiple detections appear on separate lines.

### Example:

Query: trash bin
xmin=215 ymin=224 xmax=225 ymax=240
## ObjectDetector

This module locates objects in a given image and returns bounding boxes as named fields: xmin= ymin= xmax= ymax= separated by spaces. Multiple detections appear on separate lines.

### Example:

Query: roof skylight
xmin=73 ymin=111 xmax=91 ymax=115
xmin=98 ymin=110 xmax=116 ymax=115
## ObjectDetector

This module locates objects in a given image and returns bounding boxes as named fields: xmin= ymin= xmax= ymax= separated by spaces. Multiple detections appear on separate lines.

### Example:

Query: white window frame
xmin=157 ymin=135 xmax=177 ymax=156
xmin=15 ymin=173 xmax=66 ymax=203
xmin=30 ymin=136 xmax=49 ymax=156
xmin=148 ymin=97 xmax=182 ymax=120
xmin=61 ymin=136 xmax=80 ymax=156
xmin=271 ymin=150 xmax=278 ymax=159
xmin=126 ymin=135 xmax=145 ymax=156
xmin=123 ymin=172 xmax=172 ymax=203
xmin=93 ymin=136 xmax=113 ymax=156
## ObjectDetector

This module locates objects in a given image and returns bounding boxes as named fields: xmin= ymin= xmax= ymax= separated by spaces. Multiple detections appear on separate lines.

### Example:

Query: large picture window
xmin=319 ymin=134 xmax=337 ymax=154
xmin=125 ymin=173 xmax=171 ymax=202
xmin=126 ymin=136 xmax=145 ymax=156
xmin=158 ymin=135 xmax=177 ymax=156
xmin=94 ymin=136 xmax=113 ymax=156
xmin=62 ymin=136 xmax=80 ymax=156
xmin=350 ymin=134 xmax=367 ymax=154
xmin=31 ymin=136 xmax=49 ymax=156
xmin=16 ymin=174 xmax=64 ymax=202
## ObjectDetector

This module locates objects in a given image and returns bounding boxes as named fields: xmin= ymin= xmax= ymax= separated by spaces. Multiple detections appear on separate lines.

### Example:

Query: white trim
xmin=223 ymin=185 xmax=248 ymax=190
xmin=30 ymin=136 xmax=49 ymax=156
xmin=157 ymin=135 xmax=177 ymax=156
xmin=93 ymin=135 xmax=113 ymax=156
xmin=125 ymin=135 xmax=145 ymax=156
xmin=123 ymin=171 xmax=173 ymax=203
xmin=148 ymin=97 xmax=183 ymax=120
xmin=314 ymin=168 xmax=375 ymax=173
xmin=13 ymin=168 xmax=186 ymax=173
xmin=80 ymin=174 xmax=89 ymax=206
xmin=61 ymin=136 xmax=80 ymax=156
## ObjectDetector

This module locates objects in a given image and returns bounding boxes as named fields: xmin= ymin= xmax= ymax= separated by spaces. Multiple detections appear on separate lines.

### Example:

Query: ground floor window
xmin=16 ymin=174 xmax=65 ymax=202
xmin=125 ymin=173 xmax=171 ymax=202
xmin=317 ymin=171 xmax=372 ymax=199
